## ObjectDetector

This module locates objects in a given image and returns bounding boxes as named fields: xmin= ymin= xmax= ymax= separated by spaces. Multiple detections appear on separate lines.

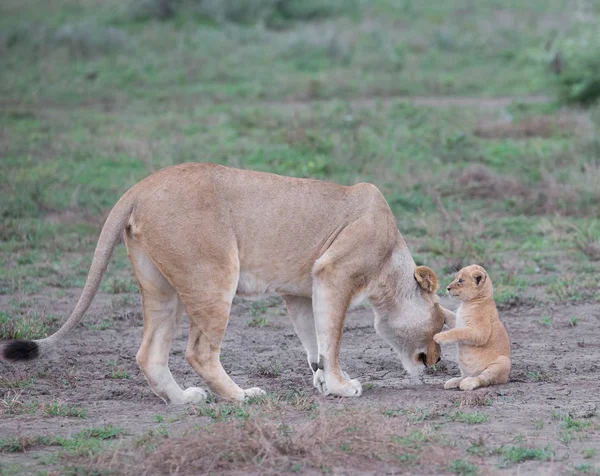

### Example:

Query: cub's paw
xmin=443 ymin=378 xmax=463 ymax=390
xmin=243 ymin=387 xmax=266 ymax=400
xmin=181 ymin=387 xmax=208 ymax=404
xmin=433 ymin=332 xmax=450 ymax=345
xmin=459 ymin=377 xmax=481 ymax=391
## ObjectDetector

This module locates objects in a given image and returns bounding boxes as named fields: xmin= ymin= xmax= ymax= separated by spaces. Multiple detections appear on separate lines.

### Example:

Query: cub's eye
xmin=458 ymin=278 xmax=464 ymax=284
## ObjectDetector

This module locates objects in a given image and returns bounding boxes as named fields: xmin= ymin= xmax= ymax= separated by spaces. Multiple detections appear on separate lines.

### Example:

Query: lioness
xmin=434 ymin=265 xmax=511 ymax=391
xmin=3 ymin=163 xmax=450 ymax=403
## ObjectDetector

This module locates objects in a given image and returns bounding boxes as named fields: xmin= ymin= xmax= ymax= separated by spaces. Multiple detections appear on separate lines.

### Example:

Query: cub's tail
xmin=1 ymin=190 xmax=136 ymax=362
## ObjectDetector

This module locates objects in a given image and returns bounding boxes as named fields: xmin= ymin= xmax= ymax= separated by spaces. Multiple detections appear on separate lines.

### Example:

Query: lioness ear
xmin=473 ymin=271 xmax=486 ymax=286
xmin=414 ymin=266 xmax=439 ymax=294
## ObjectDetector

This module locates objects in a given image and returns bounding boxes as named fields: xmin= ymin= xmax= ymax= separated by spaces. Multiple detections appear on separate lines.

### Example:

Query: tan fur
xmin=433 ymin=265 xmax=511 ymax=391
xmin=7 ymin=163 xmax=449 ymax=403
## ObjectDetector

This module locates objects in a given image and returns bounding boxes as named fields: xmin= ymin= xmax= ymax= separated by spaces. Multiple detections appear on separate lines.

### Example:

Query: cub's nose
xmin=446 ymin=286 xmax=451 ymax=291
xmin=436 ymin=356 xmax=441 ymax=363
xmin=418 ymin=352 xmax=427 ymax=367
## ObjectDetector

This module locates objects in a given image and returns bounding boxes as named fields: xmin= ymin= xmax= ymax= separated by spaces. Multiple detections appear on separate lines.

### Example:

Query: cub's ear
xmin=414 ymin=266 xmax=439 ymax=294
xmin=473 ymin=270 xmax=487 ymax=286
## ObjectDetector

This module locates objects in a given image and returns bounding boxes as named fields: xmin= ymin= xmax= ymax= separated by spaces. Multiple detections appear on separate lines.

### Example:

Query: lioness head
xmin=447 ymin=264 xmax=492 ymax=301
xmin=374 ymin=265 xmax=447 ymax=375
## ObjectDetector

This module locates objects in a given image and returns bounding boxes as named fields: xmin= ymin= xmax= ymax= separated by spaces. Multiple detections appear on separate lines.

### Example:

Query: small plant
xmin=569 ymin=316 xmax=579 ymax=327
xmin=539 ymin=314 xmax=553 ymax=328
xmin=448 ymin=459 xmax=479 ymax=475
xmin=501 ymin=445 xmax=554 ymax=464
xmin=574 ymin=464 xmax=595 ymax=474
xmin=257 ymin=361 xmax=281 ymax=378
xmin=247 ymin=316 xmax=270 ymax=328
xmin=42 ymin=401 xmax=87 ymax=418
xmin=582 ymin=448 xmax=597 ymax=459
xmin=527 ymin=371 xmax=554 ymax=382
xmin=533 ymin=419 xmax=544 ymax=430
xmin=153 ymin=415 xmax=164 ymax=423
xmin=448 ymin=411 xmax=488 ymax=424
xmin=192 ymin=403 xmax=250 ymax=421
xmin=110 ymin=369 xmax=130 ymax=379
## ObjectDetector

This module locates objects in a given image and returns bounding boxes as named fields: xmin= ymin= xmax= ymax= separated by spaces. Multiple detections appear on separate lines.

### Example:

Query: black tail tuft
xmin=3 ymin=340 xmax=40 ymax=361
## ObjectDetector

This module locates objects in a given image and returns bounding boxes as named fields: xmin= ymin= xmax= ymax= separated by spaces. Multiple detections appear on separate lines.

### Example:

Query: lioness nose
xmin=436 ymin=356 xmax=441 ymax=363
xmin=418 ymin=353 xmax=427 ymax=366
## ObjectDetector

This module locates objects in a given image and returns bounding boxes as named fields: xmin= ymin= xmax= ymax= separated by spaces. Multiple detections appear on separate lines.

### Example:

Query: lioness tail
xmin=1 ymin=189 xmax=135 ymax=362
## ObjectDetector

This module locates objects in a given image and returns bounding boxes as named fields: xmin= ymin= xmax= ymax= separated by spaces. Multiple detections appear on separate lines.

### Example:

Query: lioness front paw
xmin=313 ymin=370 xmax=362 ymax=397
xmin=181 ymin=387 xmax=208 ymax=404
xmin=313 ymin=369 xmax=327 ymax=394
xmin=243 ymin=387 xmax=266 ymax=399
xmin=332 ymin=378 xmax=362 ymax=397
xmin=459 ymin=377 xmax=481 ymax=391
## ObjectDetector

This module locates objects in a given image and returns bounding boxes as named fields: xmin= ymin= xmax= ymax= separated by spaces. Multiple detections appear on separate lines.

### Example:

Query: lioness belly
xmin=236 ymin=270 xmax=312 ymax=298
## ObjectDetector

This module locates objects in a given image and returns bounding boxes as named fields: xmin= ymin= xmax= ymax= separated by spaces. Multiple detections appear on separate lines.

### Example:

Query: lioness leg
xmin=459 ymin=356 xmax=511 ymax=391
xmin=283 ymin=295 xmax=319 ymax=373
xmin=311 ymin=277 xmax=362 ymax=397
xmin=127 ymin=242 xmax=206 ymax=404
xmin=176 ymin=256 xmax=265 ymax=402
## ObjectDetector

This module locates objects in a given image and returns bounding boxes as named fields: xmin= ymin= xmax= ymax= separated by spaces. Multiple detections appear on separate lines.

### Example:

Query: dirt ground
xmin=1 ymin=289 xmax=599 ymax=474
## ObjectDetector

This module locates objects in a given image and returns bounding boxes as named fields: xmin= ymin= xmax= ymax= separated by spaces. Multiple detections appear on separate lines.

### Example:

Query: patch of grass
xmin=582 ymin=448 xmax=597 ymax=459
xmin=448 ymin=459 xmax=479 ymax=475
xmin=447 ymin=411 xmax=488 ymax=424
xmin=191 ymin=403 xmax=251 ymax=421
xmin=0 ymin=310 xmax=60 ymax=339
xmin=257 ymin=361 xmax=281 ymax=378
xmin=500 ymin=445 xmax=554 ymax=465
xmin=527 ymin=370 xmax=555 ymax=382
xmin=0 ymin=425 xmax=125 ymax=455
xmin=42 ymin=400 xmax=87 ymax=418
xmin=574 ymin=463 xmax=597 ymax=474
xmin=109 ymin=369 xmax=130 ymax=379
xmin=539 ymin=314 xmax=553 ymax=328
xmin=247 ymin=316 xmax=270 ymax=328
xmin=569 ymin=315 xmax=580 ymax=327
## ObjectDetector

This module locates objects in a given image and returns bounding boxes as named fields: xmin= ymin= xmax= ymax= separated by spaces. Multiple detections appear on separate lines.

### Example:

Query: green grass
xmin=0 ymin=425 xmax=125 ymax=455
xmin=448 ymin=459 xmax=479 ymax=475
xmin=42 ymin=401 xmax=87 ymax=418
xmin=501 ymin=445 xmax=554 ymax=465
xmin=0 ymin=1 xmax=598 ymax=325
xmin=447 ymin=411 xmax=488 ymax=424
xmin=109 ymin=369 xmax=130 ymax=379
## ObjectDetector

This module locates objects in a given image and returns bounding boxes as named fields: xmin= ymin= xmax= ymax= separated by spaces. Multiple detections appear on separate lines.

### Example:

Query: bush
xmin=550 ymin=27 xmax=600 ymax=106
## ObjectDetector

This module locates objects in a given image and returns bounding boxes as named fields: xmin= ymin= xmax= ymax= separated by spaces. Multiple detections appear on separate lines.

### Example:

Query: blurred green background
xmin=1 ymin=0 xmax=599 ymax=315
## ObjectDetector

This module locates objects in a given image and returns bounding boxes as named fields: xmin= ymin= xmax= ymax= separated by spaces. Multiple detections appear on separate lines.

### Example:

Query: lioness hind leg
xmin=128 ymin=242 xmax=207 ymax=404
xmin=283 ymin=295 xmax=319 ymax=373
xmin=184 ymin=296 xmax=264 ymax=401
xmin=459 ymin=356 xmax=511 ymax=391
xmin=180 ymin=264 xmax=265 ymax=402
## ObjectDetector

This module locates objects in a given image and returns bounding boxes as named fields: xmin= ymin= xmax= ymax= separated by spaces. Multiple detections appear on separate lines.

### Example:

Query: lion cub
xmin=433 ymin=265 xmax=511 ymax=391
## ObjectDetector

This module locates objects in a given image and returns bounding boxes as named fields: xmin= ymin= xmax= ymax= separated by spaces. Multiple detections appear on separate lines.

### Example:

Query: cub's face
xmin=447 ymin=264 xmax=492 ymax=301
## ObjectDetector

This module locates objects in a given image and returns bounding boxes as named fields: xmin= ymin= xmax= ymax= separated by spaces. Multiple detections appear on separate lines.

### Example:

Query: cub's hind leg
xmin=127 ymin=241 xmax=207 ymax=404
xmin=459 ymin=356 xmax=511 ymax=391
xmin=444 ymin=377 xmax=464 ymax=389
